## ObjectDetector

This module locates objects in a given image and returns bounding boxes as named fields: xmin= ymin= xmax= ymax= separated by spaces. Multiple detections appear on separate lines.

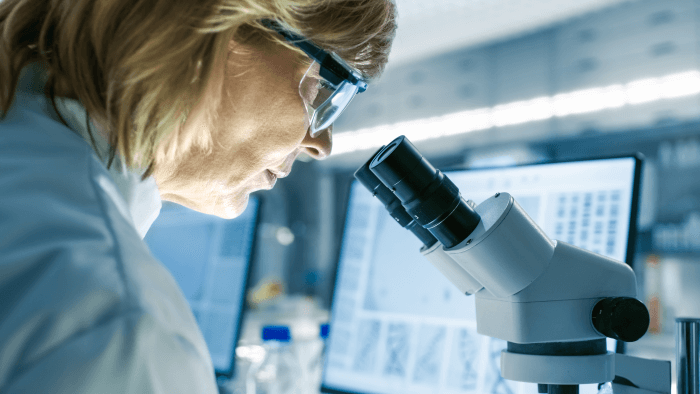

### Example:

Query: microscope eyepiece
xmin=369 ymin=136 xmax=436 ymax=203
xmin=355 ymin=147 xmax=438 ymax=248
xmin=369 ymin=136 xmax=481 ymax=248
xmin=354 ymin=149 xmax=399 ymax=211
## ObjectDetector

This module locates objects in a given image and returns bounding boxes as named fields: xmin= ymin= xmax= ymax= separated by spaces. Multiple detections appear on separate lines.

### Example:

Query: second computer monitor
xmin=144 ymin=197 xmax=260 ymax=378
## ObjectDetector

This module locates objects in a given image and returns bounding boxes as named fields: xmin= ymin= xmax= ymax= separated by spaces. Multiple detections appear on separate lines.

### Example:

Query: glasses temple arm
xmin=261 ymin=19 xmax=366 ymax=89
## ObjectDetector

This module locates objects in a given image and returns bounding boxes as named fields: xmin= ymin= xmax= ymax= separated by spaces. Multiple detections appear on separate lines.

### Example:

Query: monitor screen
xmin=144 ymin=197 xmax=259 ymax=377
xmin=323 ymin=157 xmax=640 ymax=394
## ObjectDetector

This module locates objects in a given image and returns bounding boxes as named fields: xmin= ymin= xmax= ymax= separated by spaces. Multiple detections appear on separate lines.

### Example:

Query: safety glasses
xmin=262 ymin=19 xmax=368 ymax=137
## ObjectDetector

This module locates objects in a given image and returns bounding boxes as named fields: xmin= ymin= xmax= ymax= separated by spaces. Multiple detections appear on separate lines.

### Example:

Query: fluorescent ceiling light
xmin=332 ymin=70 xmax=700 ymax=156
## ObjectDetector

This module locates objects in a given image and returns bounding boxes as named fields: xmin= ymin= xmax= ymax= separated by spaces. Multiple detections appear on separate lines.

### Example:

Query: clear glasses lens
xmin=299 ymin=61 xmax=360 ymax=137
xmin=299 ymin=62 xmax=323 ymax=127
xmin=311 ymin=80 xmax=359 ymax=134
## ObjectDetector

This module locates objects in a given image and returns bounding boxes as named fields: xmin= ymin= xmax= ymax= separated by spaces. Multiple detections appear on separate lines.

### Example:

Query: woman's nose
xmin=301 ymin=125 xmax=333 ymax=159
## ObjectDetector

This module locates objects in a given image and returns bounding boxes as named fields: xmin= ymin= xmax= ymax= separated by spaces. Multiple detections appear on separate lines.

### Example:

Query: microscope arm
xmin=611 ymin=354 xmax=671 ymax=394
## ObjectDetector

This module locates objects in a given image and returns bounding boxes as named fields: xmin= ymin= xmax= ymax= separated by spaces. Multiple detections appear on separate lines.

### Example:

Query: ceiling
xmin=387 ymin=0 xmax=637 ymax=68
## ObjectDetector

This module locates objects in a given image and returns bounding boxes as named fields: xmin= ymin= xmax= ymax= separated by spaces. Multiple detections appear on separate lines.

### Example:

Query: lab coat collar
xmin=17 ymin=63 xmax=162 ymax=238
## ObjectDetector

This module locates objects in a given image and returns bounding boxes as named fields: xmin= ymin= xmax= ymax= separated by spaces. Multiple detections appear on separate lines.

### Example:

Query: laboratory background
xmin=145 ymin=0 xmax=700 ymax=393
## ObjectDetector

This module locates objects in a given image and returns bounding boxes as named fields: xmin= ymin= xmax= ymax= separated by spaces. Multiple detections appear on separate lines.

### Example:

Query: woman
xmin=0 ymin=0 xmax=396 ymax=392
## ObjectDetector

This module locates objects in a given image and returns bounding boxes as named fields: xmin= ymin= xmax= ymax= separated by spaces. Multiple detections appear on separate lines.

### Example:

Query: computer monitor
xmin=144 ymin=197 xmax=260 ymax=378
xmin=322 ymin=156 xmax=642 ymax=394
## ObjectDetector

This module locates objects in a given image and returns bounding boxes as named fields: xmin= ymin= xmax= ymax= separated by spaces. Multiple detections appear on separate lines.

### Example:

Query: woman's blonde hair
xmin=0 ymin=0 xmax=396 ymax=179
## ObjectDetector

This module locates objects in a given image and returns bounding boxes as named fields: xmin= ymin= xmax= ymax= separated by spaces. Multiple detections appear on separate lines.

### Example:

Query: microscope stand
xmin=501 ymin=344 xmax=671 ymax=394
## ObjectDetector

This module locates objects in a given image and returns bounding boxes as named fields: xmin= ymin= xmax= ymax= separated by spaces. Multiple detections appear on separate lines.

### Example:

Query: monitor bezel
xmin=320 ymin=153 xmax=643 ymax=394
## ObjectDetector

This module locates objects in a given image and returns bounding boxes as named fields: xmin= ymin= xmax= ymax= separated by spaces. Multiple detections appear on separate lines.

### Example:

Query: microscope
xmin=354 ymin=136 xmax=672 ymax=394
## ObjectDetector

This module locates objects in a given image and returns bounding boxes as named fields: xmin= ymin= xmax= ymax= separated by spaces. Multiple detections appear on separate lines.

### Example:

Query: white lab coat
xmin=0 ymin=63 xmax=218 ymax=393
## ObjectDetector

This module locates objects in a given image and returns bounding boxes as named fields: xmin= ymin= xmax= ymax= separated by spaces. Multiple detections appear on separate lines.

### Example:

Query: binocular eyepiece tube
xmin=354 ymin=137 xmax=485 ymax=296
xmin=368 ymin=136 xmax=481 ymax=248
xmin=354 ymin=146 xmax=438 ymax=248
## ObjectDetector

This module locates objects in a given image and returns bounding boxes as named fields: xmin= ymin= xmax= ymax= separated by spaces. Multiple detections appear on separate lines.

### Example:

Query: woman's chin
xmin=221 ymin=194 xmax=248 ymax=219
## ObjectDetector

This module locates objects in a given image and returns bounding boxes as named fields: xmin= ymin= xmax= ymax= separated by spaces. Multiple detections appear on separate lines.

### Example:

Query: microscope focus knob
xmin=592 ymin=297 xmax=650 ymax=342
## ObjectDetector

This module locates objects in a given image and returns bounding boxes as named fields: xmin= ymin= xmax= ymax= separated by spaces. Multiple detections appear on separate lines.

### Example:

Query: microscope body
xmin=421 ymin=192 xmax=670 ymax=393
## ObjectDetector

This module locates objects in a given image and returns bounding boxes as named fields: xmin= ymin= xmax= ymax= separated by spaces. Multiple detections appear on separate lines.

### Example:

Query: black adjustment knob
xmin=592 ymin=297 xmax=650 ymax=343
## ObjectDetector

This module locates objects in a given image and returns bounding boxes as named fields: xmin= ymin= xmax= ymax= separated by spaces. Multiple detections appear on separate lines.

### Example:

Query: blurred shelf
xmin=658 ymin=165 xmax=700 ymax=173
xmin=645 ymin=251 xmax=700 ymax=258
xmin=636 ymin=231 xmax=700 ymax=257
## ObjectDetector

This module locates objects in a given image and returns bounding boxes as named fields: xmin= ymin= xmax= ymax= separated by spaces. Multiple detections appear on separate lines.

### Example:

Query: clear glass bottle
xmin=305 ymin=323 xmax=330 ymax=393
xmin=246 ymin=325 xmax=301 ymax=394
